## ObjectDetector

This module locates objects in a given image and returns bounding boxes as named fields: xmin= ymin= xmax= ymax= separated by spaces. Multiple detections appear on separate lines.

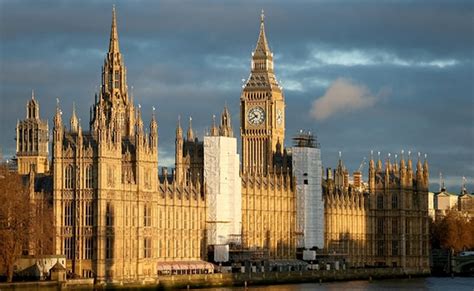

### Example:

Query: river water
xmin=195 ymin=277 xmax=474 ymax=291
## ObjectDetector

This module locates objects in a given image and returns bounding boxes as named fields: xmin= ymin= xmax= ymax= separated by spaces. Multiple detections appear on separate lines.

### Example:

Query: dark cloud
xmin=0 ymin=0 xmax=473 ymax=192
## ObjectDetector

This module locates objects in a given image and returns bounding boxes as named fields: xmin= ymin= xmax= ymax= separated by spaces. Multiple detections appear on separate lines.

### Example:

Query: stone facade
xmin=324 ymin=153 xmax=430 ymax=269
xmin=49 ymin=8 xmax=206 ymax=283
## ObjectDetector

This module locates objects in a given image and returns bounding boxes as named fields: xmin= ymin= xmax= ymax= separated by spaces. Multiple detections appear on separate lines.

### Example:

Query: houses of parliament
xmin=12 ymin=8 xmax=430 ymax=283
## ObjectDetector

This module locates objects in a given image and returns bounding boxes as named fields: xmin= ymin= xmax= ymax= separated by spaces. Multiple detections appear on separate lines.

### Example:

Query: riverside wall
xmin=0 ymin=268 xmax=430 ymax=290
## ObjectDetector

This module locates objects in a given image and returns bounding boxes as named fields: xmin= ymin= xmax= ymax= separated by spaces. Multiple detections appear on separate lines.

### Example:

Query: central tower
xmin=240 ymin=11 xmax=285 ymax=174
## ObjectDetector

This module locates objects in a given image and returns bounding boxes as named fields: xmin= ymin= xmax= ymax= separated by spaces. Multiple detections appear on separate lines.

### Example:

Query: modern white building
xmin=203 ymin=109 xmax=241 ymax=246
xmin=291 ymin=131 xmax=324 ymax=249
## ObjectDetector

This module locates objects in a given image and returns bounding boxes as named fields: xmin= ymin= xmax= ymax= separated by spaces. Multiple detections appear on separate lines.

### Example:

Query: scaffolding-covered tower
xmin=204 ymin=108 xmax=242 ymax=251
xmin=291 ymin=131 xmax=324 ymax=250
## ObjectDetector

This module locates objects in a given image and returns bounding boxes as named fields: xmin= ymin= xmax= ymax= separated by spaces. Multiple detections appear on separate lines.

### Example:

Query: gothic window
xmin=144 ymin=205 xmax=151 ymax=227
xmin=64 ymin=165 xmax=74 ymax=189
xmin=106 ymin=202 xmax=114 ymax=227
xmin=391 ymin=193 xmax=398 ymax=209
xmin=145 ymin=169 xmax=151 ymax=189
xmin=107 ymin=166 xmax=114 ymax=187
xmin=406 ymin=218 xmax=410 ymax=235
xmin=377 ymin=217 xmax=384 ymax=235
xmin=64 ymin=237 xmax=73 ymax=260
xmin=64 ymin=201 xmax=73 ymax=226
xmin=84 ymin=237 xmax=93 ymax=260
xmin=85 ymin=201 xmax=93 ymax=226
xmin=406 ymin=240 xmax=410 ymax=256
xmin=144 ymin=237 xmax=151 ymax=258
xmin=392 ymin=240 xmax=399 ymax=256
xmin=106 ymin=237 xmax=113 ymax=259
xmin=376 ymin=240 xmax=384 ymax=257
xmin=85 ymin=165 xmax=93 ymax=188
xmin=392 ymin=218 xmax=398 ymax=235
xmin=377 ymin=195 xmax=384 ymax=209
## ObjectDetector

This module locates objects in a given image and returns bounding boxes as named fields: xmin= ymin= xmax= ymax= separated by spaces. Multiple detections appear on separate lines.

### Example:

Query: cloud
xmin=310 ymin=78 xmax=378 ymax=120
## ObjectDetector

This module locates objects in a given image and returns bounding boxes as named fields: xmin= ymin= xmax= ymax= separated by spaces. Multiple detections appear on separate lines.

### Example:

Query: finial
xmin=31 ymin=89 xmax=35 ymax=100
xmin=370 ymin=150 xmax=373 ymax=158
xmin=377 ymin=151 xmax=381 ymax=159
xmin=424 ymin=153 xmax=427 ymax=159
xmin=418 ymin=152 xmax=421 ymax=159
xmin=338 ymin=151 xmax=342 ymax=158
xmin=152 ymin=106 xmax=156 ymax=118
xmin=388 ymin=153 xmax=391 ymax=158
xmin=138 ymin=103 xmax=141 ymax=109
xmin=408 ymin=150 xmax=411 ymax=157
xmin=261 ymin=9 xmax=265 ymax=23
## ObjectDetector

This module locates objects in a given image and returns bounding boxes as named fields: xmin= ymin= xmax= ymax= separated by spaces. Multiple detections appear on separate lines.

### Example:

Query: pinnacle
xmin=108 ymin=5 xmax=120 ymax=53
xmin=254 ymin=10 xmax=271 ymax=57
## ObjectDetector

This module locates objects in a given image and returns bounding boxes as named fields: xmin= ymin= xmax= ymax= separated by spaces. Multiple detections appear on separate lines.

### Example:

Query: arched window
xmin=64 ymin=165 xmax=74 ymax=189
xmin=64 ymin=201 xmax=73 ymax=226
xmin=85 ymin=165 xmax=93 ymax=188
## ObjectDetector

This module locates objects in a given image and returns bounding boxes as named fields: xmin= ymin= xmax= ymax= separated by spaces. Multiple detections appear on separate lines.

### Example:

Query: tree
xmin=0 ymin=165 xmax=53 ymax=282
xmin=431 ymin=209 xmax=474 ymax=253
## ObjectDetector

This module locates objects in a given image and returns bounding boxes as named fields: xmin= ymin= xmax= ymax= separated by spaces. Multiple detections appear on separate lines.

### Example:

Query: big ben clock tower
xmin=241 ymin=11 xmax=285 ymax=174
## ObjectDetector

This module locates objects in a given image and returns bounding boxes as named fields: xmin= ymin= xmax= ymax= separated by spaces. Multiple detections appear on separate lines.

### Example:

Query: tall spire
xmin=70 ymin=102 xmax=79 ymax=133
xmin=219 ymin=105 xmax=233 ymax=137
xmin=109 ymin=5 xmax=120 ymax=53
xmin=254 ymin=9 xmax=271 ymax=57
xmin=187 ymin=116 xmax=194 ymax=141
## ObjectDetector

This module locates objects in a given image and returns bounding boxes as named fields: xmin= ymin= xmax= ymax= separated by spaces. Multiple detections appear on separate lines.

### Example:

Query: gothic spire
xmin=219 ymin=105 xmax=233 ymax=137
xmin=187 ymin=116 xmax=194 ymax=141
xmin=210 ymin=114 xmax=218 ymax=136
xmin=254 ymin=9 xmax=271 ymax=57
xmin=70 ymin=102 xmax=79 ymax=133
xmin=176 ymin=115 xmax=183 ymax=139
xmin=109 ymin=5 xmax=120 ymax=53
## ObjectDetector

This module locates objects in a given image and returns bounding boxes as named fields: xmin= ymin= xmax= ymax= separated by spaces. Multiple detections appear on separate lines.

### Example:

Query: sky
xmin=0 ymin=0 xmax=473 ymax=192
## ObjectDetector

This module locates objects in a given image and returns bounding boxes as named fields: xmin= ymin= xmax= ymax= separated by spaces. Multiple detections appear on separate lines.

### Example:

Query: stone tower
xmin=16 ymin=90 xmax=49 ymax=174
xmin=240 ymin=11 xmax=285 ymax=174
xmin=90 ymin=6 xmax=134 ymax=137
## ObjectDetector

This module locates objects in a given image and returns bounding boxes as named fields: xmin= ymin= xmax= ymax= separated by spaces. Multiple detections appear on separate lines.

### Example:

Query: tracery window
xmin=392 ymin=218 xmax=398 ymax=235
xmin=391 ymin=193 xmax=398 ymax=209
xmin=84 ymin=237 xmax=93 ymax=259
xmin=377 ymin=195 xmax=384 ymax=209
xmin=64 ymin=201 xmax=73 ymax=226
xmin=64 ymin=165 xmax=74 ymax=189
xmin=144 ymin=237 xmax=151 ymax=258
xmin=107 ymin=166 xmax=114 ymax=187
xmin=144 ymin=205 xmax=151 ymax=227
xmin=85 ymin=165 xmax=93 ymax=188
xmin=85 ymin=201 xmax=93 ymax=226
xmin=64 ymin=237 xmax=73 ymax=260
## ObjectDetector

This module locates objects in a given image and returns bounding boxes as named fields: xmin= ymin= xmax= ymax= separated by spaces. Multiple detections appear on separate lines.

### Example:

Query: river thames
xmin=195 ymin=277 xmax=474 ymax=290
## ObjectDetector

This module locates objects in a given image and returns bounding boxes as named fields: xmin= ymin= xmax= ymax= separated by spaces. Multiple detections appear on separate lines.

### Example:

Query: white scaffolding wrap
xmin=204 ymin=136 xmax=241 ymax=246
xmin=292 ymin=146 xmax=324 ymax=249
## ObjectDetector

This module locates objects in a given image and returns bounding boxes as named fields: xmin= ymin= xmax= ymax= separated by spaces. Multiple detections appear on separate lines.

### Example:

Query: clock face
xmin=247 ymin=106 xmax=265 ymax=125
xmin=276 ymin=109 xmax=283 ymax=125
